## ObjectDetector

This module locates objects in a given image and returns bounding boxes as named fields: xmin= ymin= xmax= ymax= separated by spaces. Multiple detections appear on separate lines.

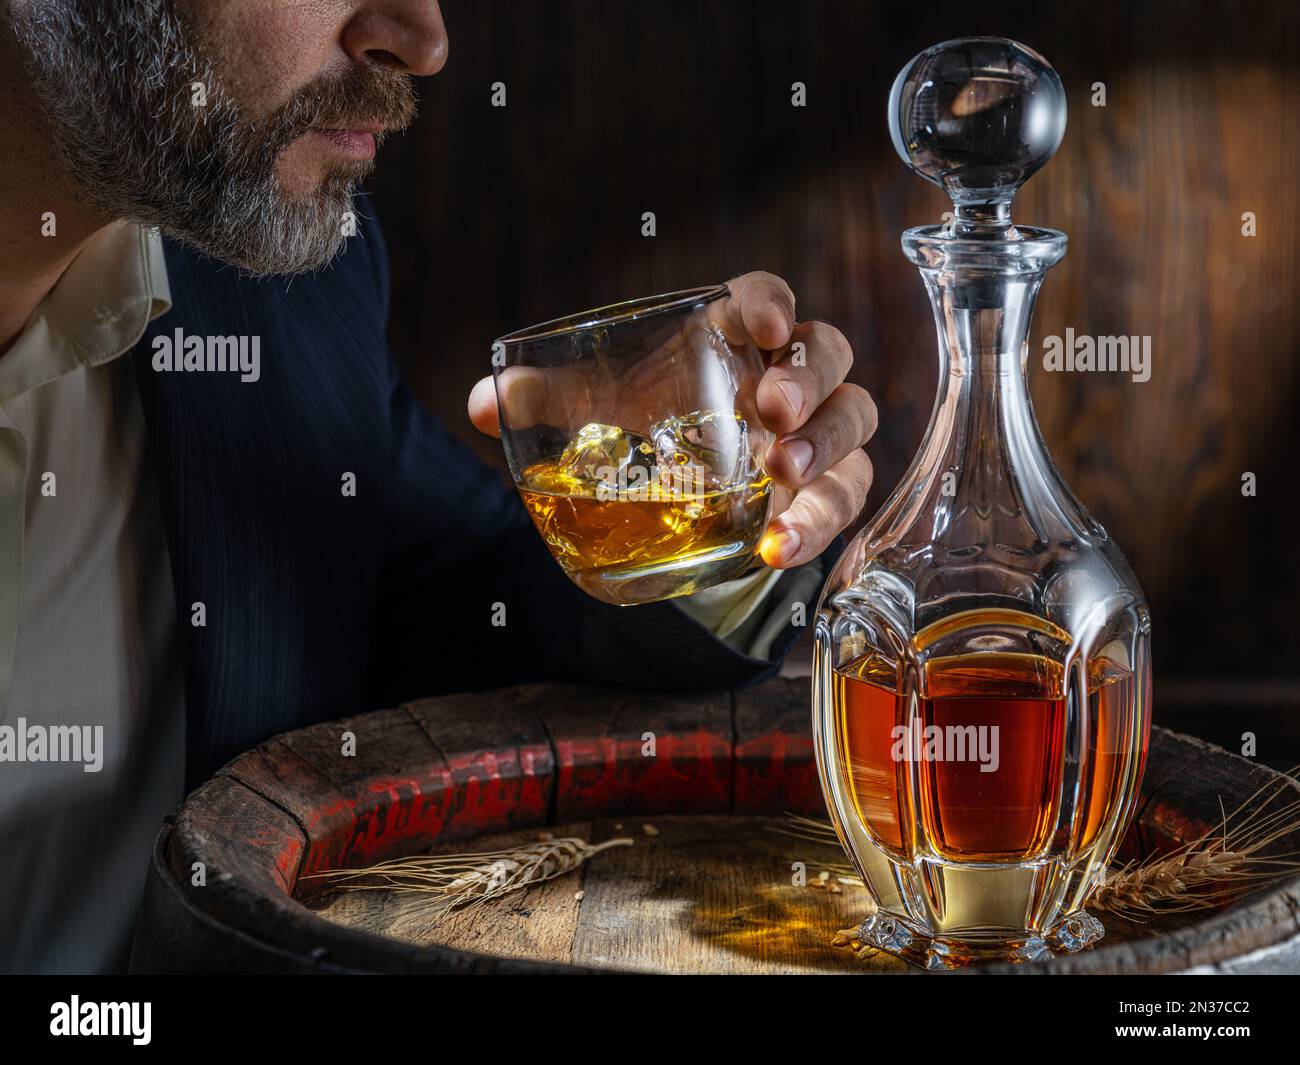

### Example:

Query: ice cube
xmin=650 ymin=409 xmax=752 ymax=491
xmin=557 ymin=422 xmax=656 ymax=491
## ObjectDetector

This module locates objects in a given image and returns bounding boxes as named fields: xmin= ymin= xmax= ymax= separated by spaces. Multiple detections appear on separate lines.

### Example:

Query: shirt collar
xmin=0 ymin=222 xmax=172 ymax=405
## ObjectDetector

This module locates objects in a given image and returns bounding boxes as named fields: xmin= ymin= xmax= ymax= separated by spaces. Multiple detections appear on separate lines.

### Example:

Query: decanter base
xmin=856 ymin=909 xmax=1104 ymax=970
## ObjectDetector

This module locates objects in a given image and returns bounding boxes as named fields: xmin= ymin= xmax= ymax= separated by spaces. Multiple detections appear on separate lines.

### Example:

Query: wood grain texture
xmin=569 ymin=817 xmax=897 ymax=973
xmin=308 ymin=817 xmax=896 ymax=974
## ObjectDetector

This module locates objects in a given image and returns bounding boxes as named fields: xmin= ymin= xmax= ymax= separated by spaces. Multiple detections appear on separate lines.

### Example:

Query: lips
xmin=310 ymin=127 xmax=379 ymax=159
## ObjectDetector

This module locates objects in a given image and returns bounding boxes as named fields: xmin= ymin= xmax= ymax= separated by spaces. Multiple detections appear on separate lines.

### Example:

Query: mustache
xmin=257 ymin=65 xmax=418 ymax=150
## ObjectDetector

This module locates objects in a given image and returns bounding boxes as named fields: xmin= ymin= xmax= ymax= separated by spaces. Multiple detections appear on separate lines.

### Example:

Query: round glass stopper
xmin=888 ymin=37 xmax=1067 ymax=220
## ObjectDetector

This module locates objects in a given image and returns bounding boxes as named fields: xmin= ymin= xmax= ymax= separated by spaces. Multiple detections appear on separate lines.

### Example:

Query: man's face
xmin=9 ymin=0 xmax=448 ymax=274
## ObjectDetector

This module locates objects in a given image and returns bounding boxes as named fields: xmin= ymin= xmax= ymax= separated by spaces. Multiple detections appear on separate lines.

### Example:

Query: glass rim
xmin=902 ymin=224 xmax=1067 ymax=274
xmin=902 ymin=224 xmax=1066 ymax=251
xmin=494 ymin=284 xmax=729 ymax=346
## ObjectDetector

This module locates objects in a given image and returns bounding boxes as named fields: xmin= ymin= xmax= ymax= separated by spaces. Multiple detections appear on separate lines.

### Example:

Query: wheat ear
xmin=302 ymin=836 xmax=633 ymax=918
xmin=1094 ymin=767 xmax=1300 ymax=918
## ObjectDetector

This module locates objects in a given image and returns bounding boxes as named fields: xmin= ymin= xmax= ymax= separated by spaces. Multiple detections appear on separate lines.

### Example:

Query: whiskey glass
xmin=812 ymin=38 xmax=1152 ymax=968
xmin=494 ymin=286 xmax=773 ymax=605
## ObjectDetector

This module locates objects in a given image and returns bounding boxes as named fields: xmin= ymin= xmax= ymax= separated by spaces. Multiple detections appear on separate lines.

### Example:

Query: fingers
xmin=471 ymin=365 xmax=598 ymax=437
xmin=764 ymin=382 xmax=878 ymax=489
xmin=756 ymin=320 xmax=855 ymax=436
xmin=468 ymin=375 xmax=501 ymax=437
xmin=761 ymin=448 xmax=874 ymax=568
xmin=713 ymin=271 xmax=797 ymax=350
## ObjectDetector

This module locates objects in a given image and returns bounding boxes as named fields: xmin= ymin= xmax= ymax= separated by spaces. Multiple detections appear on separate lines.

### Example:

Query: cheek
xmin=193 ymin=0 xmax=343 ymax=112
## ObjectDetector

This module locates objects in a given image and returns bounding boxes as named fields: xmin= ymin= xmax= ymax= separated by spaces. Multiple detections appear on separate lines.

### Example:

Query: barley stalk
xmin=1091 ymin=849 xmax=1248 ymax=914
xmin=1091 ymin=768 xmax=1300 ymax=919
xmin=302 ymin=836 xmax=633 ymax=919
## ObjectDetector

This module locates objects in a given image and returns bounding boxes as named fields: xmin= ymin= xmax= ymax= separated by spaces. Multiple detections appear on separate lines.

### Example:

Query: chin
xmin=277 ymin=144 xmax=374 ymax=193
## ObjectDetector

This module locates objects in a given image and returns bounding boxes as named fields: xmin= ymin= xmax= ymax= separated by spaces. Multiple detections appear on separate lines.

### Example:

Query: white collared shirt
xmin=0 ymin=222 xmax=184 ymax=973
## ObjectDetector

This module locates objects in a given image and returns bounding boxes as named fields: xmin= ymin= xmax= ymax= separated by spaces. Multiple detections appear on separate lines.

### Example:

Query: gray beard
xmin=10 ymin=0 xmax=363 ymax=276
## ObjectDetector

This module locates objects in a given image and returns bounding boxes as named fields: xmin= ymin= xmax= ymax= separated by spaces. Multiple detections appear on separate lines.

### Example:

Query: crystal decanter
xmin=812 ymin=37 xmax=1152 ymax=968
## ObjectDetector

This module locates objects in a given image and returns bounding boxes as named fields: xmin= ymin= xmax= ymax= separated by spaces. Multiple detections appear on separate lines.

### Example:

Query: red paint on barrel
xmin=734 ymin=729 xmax=823 ymax=815
xmin=443 ymin=741 xmax=553 ymax=833
xmin=553 ymin=728 xmax=731 ymax=819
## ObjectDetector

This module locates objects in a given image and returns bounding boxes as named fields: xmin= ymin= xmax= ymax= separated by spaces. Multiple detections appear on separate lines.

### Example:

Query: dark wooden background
xmin=367 ymin=0 xmax=1300 ymax=763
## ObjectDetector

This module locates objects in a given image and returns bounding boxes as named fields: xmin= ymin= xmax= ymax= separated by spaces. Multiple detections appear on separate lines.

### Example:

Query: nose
xmin=342 ymin=1 xmax=449 ymax=76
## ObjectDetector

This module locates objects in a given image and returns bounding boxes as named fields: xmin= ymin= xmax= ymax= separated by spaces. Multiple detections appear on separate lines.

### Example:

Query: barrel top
xmin=150 ymin=678 xmax=1300 ymax=975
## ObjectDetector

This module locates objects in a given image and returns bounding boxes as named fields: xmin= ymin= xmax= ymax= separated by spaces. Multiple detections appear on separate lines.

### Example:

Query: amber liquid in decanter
xmin=831 ymin=612 xmax=1151 ymax=866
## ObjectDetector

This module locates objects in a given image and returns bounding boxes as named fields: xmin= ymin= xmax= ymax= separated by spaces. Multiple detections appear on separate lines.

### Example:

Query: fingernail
xmin=783 ymin=436 xmax=814 ymax=477
xmin=767 ymin=526 xmax=802 ymax=565
xmin=776 ymin=378 xmax=803 ymax=420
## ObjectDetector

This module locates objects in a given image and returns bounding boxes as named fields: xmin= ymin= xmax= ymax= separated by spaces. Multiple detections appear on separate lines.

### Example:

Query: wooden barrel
xmin=130 ymin=678 xmax=1300 ymax=974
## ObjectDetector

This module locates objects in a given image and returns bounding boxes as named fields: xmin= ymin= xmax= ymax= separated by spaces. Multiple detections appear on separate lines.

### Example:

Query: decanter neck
xmin=903 ymin=223 xmax=1067 ymax=435
xmin=898 ymin=225 xmax=1073 ymax=534
xmin=920 ymin=268 xmax=1045 ymax=471
xmin=933 ymin=281 xmax=1037 ymax=372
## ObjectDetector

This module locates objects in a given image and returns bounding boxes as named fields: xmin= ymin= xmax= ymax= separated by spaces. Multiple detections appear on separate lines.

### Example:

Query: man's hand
xmin=468 ymin=271 xmax=877 ymax=570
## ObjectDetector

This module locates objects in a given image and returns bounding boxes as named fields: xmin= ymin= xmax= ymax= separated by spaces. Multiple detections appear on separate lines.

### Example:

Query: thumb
xmin=467 ymin=376 xmax=501 ymax=438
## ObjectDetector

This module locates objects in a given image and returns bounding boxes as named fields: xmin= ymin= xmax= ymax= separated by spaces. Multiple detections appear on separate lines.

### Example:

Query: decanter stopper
xmin=888 ymin=37 xmax=1067 ymax=236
